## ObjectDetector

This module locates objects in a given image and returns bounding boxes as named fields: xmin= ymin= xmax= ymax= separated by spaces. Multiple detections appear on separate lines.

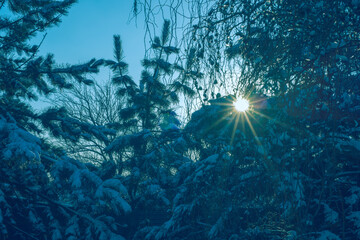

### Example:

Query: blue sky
xmin=37 ymin=0 xmax=146 ymax=81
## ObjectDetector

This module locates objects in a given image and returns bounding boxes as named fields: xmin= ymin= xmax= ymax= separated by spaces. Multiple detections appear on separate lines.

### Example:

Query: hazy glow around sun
xmin=234 ymin=97 xmax=249 ymax=112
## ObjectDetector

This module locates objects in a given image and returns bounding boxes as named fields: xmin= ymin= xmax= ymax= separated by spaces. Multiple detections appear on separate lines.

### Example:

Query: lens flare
xmin=233 ymin=97 xmax=249 ymax=112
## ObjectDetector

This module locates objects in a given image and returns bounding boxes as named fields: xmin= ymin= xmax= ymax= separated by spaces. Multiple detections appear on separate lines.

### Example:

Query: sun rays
xmin=230 ymin=96 xmax=261 ymax=146
xmin=199 ymin=94 xmax=279 ymax=153
xmin=204 ymin=95 xmax=270 ymax=149
xmin=233 ymin=97 xmax=249 ymax=112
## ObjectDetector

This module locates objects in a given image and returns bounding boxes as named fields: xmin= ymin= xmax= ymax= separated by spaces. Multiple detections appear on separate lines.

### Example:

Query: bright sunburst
xmin=233 ymin=97 xmax=249 ymax=112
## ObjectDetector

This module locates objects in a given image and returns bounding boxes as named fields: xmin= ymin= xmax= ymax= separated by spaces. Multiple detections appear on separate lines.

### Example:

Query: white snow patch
xmin=0 ymin=117 xmax=41 ymax=162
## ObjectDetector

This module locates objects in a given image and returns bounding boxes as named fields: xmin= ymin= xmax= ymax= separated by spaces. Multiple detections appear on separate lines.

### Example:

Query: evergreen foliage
xmin=131 ymin=0 xmax=360 ymax=239
xmin=1 ymin=0 xmax=360 ymax=239
xmin=0 ymin=1 xmax=128 ymax=239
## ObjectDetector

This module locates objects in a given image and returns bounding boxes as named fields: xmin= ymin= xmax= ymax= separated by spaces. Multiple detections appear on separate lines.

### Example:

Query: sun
xmin=233 ymin=97 xmax=249 ymax=112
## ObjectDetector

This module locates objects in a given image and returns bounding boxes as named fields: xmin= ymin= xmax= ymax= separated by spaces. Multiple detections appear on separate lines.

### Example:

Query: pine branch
xmin=7 ymin=223 xmax=40 ymax=240
xmin=16 ymin=33 xmax=48 ymax=70
xmin=7 ymin=180 xmax=102 ymax=228
xmin=0 ymin=0 xmax=5 ymax=10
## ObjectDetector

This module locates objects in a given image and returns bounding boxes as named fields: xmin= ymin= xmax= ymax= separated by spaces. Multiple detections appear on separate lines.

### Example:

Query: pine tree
xmin=104 ymin=21 xmax=198 ymax=237
xmin=0 ymin=1 xmax=131 ymax=239
xmin=134 ymin=1 xmax=360 ymax=239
